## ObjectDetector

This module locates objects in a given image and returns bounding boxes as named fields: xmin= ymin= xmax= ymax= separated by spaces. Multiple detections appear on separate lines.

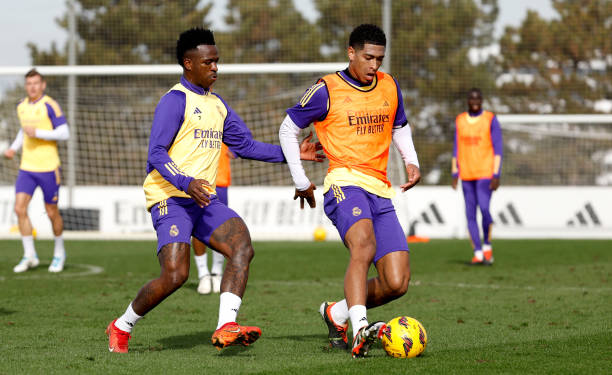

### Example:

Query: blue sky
xmin=0 ymin=0 xmax=557 ymax=66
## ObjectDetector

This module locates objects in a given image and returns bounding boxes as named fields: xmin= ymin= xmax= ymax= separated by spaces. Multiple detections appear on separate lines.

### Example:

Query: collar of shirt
xmin=340 ymin=68 xmax=368 ymax=87
xmin=180 ymin=76 xmax=210 ymax=95
xmin=468 ymin=109 xmax=483 ymax=117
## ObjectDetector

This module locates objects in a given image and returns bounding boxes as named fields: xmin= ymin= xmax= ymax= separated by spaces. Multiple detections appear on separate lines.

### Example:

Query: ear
xmin=347 ymin=46 xmax=355 ymax=63
xmin=183 ymin=56 xmax=192 ymax=71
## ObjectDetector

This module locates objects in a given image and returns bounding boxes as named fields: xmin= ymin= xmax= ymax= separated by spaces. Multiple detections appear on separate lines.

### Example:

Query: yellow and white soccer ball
xmin=381 ymin=316 xmax=427 ymax=358
xmin=313 ymin=226 xmax=326 ymax=241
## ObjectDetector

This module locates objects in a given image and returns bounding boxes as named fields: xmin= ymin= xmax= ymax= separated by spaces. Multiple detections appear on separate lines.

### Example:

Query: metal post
xmin=382 ymin=0 xmax=392 ymax=73
xmin=67 ymin=0 xmax=77 ymax=207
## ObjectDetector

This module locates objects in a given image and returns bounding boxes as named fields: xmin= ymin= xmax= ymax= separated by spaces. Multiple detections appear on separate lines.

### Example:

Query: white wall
xmin=0 ymin=185 xmax=610 ymax=240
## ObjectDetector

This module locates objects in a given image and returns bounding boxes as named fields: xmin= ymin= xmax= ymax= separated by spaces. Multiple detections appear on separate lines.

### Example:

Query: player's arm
xmin=22 ymin=102 xmax=70 ymax=141
xmin=390 ymin=79 xmax=420 ymax=192
xmin=3 ymin=129 xmax=23 ymax=159
xmin=279 ymin=81 xmax=329 ymax=209
xmin=219 ymin=95 xmax=323 ymax=163
xmin=451 ymin=122 xmax=459 ymax=190
xmin=147 ymin=91 xmax=210 ymax=206
xmin=490 ymin=115 xmax=503 ymax=190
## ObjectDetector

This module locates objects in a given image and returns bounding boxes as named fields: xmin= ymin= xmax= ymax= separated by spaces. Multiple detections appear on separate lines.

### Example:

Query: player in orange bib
xmin=279 ymin=24 xmax=421 ymax=358
xmin=192 ymin=143 xmax=234 ymax=294
xmin=451 ymin=88 xmax=503 ymax=265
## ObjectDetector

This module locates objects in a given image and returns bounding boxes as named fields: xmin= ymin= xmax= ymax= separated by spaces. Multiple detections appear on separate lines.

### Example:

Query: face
xmin=25 ymin=75 xmax=46 ymax=101
xmin=347 ymin=43 xmax=385 ymax=84
xmin=467 ymin=91 xmax=482 ymax=113
xmin=183 ymin=44 xmax=219 ymax=89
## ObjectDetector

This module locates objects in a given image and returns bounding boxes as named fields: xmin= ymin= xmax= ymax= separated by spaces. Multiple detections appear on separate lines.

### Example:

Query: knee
xmin=165 ymin=267 xmax=189 ymax=289
xmin=232 ymin=243 xmax=254 ymax=263
xmin=14 ymin=204 xmax=27 ymax=218
xmin=385 ymin=272 xmax=410 ymax=298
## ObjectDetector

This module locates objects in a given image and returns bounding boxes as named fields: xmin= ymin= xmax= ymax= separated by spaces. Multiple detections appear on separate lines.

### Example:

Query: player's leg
xmin=107 ymin=198 xmax=194 ymax=353
xmin=193 ymin=198 xmax=260 ymax=349
xmin=476 ymin=178 xmax=494 ymax=263
xmin=107 ymin=242 xmax=191 ymax=353
xmin=192 ymin=237 xmax=212 ymax=294
xmin=462 ymin=180 xmax=483 ymax=263
xmin=41 ymin=169 xmax=65 ymax=272
xmin=13 ymin=170 xmax=39 ymax=273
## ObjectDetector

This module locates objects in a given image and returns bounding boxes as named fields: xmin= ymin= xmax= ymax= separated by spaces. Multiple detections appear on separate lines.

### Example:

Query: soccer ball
xmin=381 ymin=316 xmax=427 ymax=358
xmin=313 ymin=226 xmax=326 ymax=241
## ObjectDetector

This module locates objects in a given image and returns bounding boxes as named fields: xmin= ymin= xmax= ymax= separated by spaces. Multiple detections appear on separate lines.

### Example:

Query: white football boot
xmin=48 ymin=256 xmax=65 ymax=273
xmin=197 ymin=274 xmax=212 ymax=295
xmin=211 ymin=274 xmax=222 ymax=293
xmin=13 ymin=256 xmax=40 ymax=273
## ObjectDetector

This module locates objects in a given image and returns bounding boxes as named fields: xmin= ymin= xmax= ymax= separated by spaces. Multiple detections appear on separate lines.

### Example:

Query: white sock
xmin=53 ymin=236 xmax=66 ymax=258
xmin=194 ymin=254 xmax=210 ymax=280
xmin=330 ymin=299 xmax=349 ymax=325
xmin=217 ymin=292 xmax=242 ymax=329
xmin=349 ymin=305 xmax=368 ymax=338
xmin=474 ymin=249 xmax=484 ymax=261
xmin=211 ymin=251 xmax=225 ymax=275
xmin=22 ymin=235 xmax=37 ymax=259
xmin=115 ymin=303 xmax=143 ymax=333
xmin=482 ymin=243 xmax=492 ymax=252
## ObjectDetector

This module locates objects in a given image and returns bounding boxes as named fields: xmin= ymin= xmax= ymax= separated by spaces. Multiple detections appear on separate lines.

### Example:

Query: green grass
xmin=0 ymin=239 xmax=611 ymax=374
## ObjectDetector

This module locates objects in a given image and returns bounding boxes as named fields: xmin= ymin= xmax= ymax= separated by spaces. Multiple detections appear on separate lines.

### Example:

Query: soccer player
xmin=192 ymin=143 xmax=234 ymax=295
xmin=3 ymin=69 xmax=70 ymax=273
xmin=279 ymin=24 xmax=421 ymax=358
xmin=451 ymin=88 xmax=503 ymax=265
xmin=106 ymin=27 xmax=323 ymax=353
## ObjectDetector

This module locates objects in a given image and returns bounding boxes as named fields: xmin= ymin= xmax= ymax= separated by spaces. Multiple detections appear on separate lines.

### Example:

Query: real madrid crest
xmin=352 ymin=207 xmax=362 ymax=216
xmin=169 ymin=224 xmax=179 ymax=237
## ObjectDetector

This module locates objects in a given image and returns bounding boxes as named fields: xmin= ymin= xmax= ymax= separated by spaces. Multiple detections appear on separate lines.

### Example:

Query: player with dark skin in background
xmin=106 ymin=27 xmax=323 ymax=353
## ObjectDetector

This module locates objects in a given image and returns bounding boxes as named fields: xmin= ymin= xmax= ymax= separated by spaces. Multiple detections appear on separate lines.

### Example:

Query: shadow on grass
xmin=0 ymin=307 xmax=16 ymax=316
xmin=156 ymin=330 xmax=214 ymax=350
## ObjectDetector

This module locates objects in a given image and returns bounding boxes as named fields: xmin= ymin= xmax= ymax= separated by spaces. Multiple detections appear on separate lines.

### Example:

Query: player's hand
xmin=400 ymin=164 xmax=421 ymax=192
xmin=451 ymin=177 xmax=458 ymax=190
xmin=24 ymin=126 xmax=36 ymax=138
xmin=187 ymin=178 xmax=212 ymax=208
xmin=490 ymin=177 xmax=500 ymax=191
xmin=294 ymin=183 xmax=316 ymax=209
xmin=299 ymin=132 xmax=325 ymax=163
xmin=3 ymin=149 xmax=15 ymax=159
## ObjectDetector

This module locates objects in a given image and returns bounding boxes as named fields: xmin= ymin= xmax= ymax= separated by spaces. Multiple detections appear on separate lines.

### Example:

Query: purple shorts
xmin=216 ymin=186 xmax=228 ymax=206
xmin=150 ymin=195 xmax=240 ymax=253
xmin=323 ymin=185 xmax=409 ymax=263
xmin=15 ymin=169 xmax=61 ymax=204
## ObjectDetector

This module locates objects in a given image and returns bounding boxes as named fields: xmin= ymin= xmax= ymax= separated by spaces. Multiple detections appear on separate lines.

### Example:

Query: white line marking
xmin=1 ymin=264 xmax=104 ymax=281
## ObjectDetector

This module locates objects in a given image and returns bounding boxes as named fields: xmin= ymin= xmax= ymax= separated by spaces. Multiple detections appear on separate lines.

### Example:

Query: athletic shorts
xmin=323 ymin=185 xmax=409 ymax=263
xmin=216 ymin=186 xmax=228 ymax=206
xmin=15 ymin=169 xmax=61 ymax=204
xmin=150 ymin=196 xmax=240 ymax=254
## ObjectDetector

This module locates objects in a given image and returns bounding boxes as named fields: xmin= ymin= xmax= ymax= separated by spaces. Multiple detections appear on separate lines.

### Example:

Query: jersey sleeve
xmin=392 ymin=77 xmax=408 ymax=128
xmin=216 ymin=94 xmax=286 ymax=163
xmin=286 ymin=81 xmax=329 ymax=128
xmin=452 ymin=120 xmax=459 ymax=178
xmin=45 ymin=100 xmax=67 ymax=128
xmin=490 ymin=115 xmax=503 ymax=177
xmin=146 ymin=90 xmax=193 ymax=192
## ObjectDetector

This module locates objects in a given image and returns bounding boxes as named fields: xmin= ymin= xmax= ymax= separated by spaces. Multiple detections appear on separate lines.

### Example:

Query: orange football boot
xmin=211 ymin=322 xmax=262 ymax=350
xmin=106 ymin=319 xmax=131 ymax=353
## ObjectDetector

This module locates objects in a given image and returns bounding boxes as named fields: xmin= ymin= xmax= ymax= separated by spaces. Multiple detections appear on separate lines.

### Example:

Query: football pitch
xmin=1 ymin=239 xmax=610 ymax=374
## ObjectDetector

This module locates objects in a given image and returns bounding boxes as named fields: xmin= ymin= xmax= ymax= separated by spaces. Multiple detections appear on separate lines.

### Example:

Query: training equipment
xmin=211 ymin=322 xmax=262 ymax=350
xmin=48 ymin=256 xmax=65 ymax=273
xmin=352 ymin=321 xmax=386 ymax=358
xmin=106 ymin=319 xmax=131 ymax=353
xmin=319 ymin=301 xmax=348 ymax=349
xmin=13 ymin=256 xmax=40 ymax=273
xmin=381 ymin=316 xmax=427 ymax=358
xmin=313 ymin=226 xmax=326 ymax=241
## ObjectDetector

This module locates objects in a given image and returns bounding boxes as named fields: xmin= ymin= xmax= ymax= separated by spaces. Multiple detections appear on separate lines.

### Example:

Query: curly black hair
xmin=348 ymin=24 xmax=386 ymax=50
xmin=176 ymin=27 xmax=216 ymax=67
xmin=468 ymin=87 xmax=482 ymax=98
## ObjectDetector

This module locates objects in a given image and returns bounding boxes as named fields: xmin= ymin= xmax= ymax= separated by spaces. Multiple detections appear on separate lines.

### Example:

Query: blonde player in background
xmin=3 ymin=69 xmax=70 ymax=273
xmin=192 ymin=143 xmax=234 ymax=294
